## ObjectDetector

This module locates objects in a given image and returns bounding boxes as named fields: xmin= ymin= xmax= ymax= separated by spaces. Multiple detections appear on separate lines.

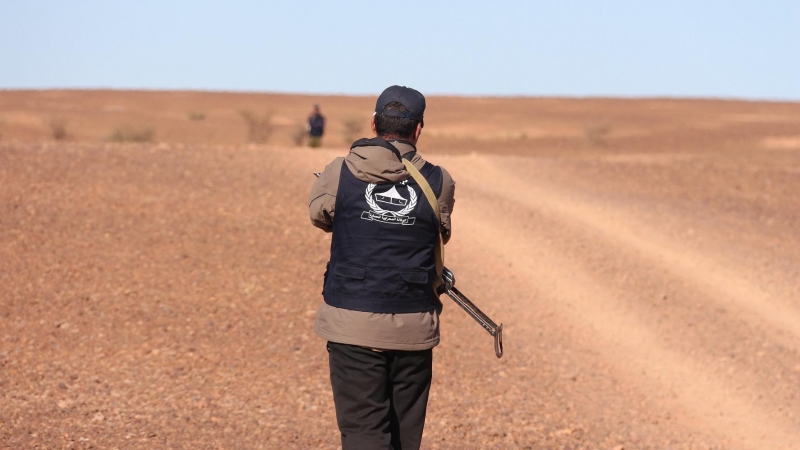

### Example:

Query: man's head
xmin=313 ymin=104 xmax=321 ymax=114
xmin=372 ymin=86 xmax=425 ymax=142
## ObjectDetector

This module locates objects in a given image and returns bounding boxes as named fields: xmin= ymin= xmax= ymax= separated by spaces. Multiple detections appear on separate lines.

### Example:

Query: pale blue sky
xmin=2 ymin=1 xmax=798 ymax=100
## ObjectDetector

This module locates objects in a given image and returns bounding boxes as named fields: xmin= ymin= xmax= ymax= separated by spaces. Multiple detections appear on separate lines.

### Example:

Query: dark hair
xmin=374 ymin=101 xmax=422 ymax=139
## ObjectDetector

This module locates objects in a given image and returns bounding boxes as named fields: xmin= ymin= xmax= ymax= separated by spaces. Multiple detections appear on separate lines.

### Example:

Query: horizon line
xmin=1 ymin=87 xmax=799 ymax=105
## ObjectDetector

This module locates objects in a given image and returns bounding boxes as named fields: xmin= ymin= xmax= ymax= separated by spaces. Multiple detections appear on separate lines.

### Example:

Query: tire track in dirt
xmin=458 ymin=155 xmax=800 ymax=343
xmin=440 ymin=154 xmax=800 ymax=449
xmin=454 ymin=199 xmax=797 ymax=449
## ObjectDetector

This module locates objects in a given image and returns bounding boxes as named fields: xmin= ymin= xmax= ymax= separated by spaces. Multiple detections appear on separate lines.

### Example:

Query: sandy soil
xmin=1 ymin=91 xmax=799 ymax=449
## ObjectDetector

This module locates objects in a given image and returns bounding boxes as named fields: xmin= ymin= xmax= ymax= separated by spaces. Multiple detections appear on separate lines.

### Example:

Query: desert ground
xmin=1 ymin=90 xmax=799 ymax=449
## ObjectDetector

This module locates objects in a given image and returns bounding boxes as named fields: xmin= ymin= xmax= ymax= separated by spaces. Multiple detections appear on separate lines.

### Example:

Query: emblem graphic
xmin=361 ymin=183 xmax=417 ymax=225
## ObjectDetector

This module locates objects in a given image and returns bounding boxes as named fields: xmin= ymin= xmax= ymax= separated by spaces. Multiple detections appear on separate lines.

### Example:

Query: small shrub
xmin=239 ymin=110 xmax=273 ymax=143
xmin=341 ymin=118 xmax=363 ymax=144
xmin=584 ymin=120 xmax=611 ymax=147
xmin=110 ymin=125 xmax=155 ymax=143
xmin=188 ymin=111 xmax=206 ymax=121
xmin=291 ymin=124 xmax=307 ymax=147
xmin=49 ymin=118 xmax=68 ymax=141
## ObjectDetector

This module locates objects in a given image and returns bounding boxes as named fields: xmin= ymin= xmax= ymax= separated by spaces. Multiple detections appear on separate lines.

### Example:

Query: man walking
xmin=307 ymin=104 xmax=326 ymax=147
xmin=308 ymin=86 xmax=455 ymax=449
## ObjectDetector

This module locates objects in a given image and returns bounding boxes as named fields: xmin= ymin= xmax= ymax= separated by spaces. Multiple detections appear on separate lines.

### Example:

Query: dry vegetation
xmin=239 ymin=110 xmax=274 ymax=143
xmin=340 ymin=117 xmax=364 ymax=145
xmin=291 ymin=123 xmax=307 ymax=147
xmin=109 ymin=125 xmax=155 ymax=143
xmin=1 ymin=90 xmax=800 ymax=449
xmin=187 ymin=111 xmax=206 ymax=121
xmin=48 ymin=117 xmax=68 ymax=141
xmin=583 ymin=120 xmax=611 ymax=147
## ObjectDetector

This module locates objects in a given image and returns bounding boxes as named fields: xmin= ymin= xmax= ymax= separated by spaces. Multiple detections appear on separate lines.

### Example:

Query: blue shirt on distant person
xmin=308 ymin=105 xmax=325 ymax=137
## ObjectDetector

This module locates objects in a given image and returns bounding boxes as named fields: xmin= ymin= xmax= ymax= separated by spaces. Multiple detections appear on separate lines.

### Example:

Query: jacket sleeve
xmin=308 ymin=157 xmax=344 ymax=232
xmin=438 ymin=167 xmax=456 ymax=244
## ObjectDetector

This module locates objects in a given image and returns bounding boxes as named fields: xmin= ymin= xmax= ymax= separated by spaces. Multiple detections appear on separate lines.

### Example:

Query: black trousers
xmin=327 ymin=342 xmax=433 ymax=450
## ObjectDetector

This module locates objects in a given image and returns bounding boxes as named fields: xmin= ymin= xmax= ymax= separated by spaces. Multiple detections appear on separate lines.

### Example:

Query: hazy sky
xmin=2 ymin=1 xmax=798 ymax=100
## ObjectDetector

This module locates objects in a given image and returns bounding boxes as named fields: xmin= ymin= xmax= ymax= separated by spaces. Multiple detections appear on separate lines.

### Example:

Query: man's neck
xmin=380 ymin=135 xmax=417 ymax=145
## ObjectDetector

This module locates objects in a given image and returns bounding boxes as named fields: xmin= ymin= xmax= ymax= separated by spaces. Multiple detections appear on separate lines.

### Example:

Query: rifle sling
xmin=402 ymin=159 xmax=445 ymax=294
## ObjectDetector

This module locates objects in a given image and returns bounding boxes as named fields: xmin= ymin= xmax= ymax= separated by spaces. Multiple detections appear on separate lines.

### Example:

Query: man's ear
xmin=414 ymin=122 xmax=423 ymax=140
xmin=371 ymin=116 xmax=377 ymax=136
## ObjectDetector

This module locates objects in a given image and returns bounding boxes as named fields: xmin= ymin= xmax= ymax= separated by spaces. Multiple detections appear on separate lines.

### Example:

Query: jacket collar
xmin=350 ymin=137 xmax=417 ymax=161
xmin=351 ymin=137 xmax=402 ymax=161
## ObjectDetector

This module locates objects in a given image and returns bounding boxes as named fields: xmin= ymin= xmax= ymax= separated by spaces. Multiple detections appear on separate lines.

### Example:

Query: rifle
xmin=443 ymin=267 xmax=504 ymax=358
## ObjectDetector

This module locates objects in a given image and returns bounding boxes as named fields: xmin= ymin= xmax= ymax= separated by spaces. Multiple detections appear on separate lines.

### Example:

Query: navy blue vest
xmin=323 ymin=152 xmax=443 ymax=313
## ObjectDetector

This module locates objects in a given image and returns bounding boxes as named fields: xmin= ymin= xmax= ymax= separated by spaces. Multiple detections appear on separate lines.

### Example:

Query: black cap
xmin=375 ymin=85 xmax=425 ymax=121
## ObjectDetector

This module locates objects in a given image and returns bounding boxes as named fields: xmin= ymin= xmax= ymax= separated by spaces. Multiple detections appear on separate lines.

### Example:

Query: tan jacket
xmin=308 ymin=141 xmax=455 ymax=351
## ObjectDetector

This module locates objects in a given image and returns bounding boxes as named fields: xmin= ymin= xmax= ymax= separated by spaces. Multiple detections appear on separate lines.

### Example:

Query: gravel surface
xmin=2 ymin=95 xmax=799 ymax=449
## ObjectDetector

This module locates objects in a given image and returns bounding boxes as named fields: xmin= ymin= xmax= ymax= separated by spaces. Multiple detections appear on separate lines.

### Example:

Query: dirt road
xmin=430 ymin=148 xmax=800 ymax=449
xmin=2 ymin=137 xmax=797 ymax=449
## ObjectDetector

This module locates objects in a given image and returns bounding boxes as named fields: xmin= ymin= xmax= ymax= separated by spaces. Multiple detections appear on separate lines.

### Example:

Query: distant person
xmin=307 ymin=104 xmax=325 ymax=147
xmin=308 ymin=86 xmax=456 ymax=450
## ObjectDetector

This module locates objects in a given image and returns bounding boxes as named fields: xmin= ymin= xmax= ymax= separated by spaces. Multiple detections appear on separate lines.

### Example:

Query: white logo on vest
xmin=361 ymin=183 xmax=417 ymax=225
